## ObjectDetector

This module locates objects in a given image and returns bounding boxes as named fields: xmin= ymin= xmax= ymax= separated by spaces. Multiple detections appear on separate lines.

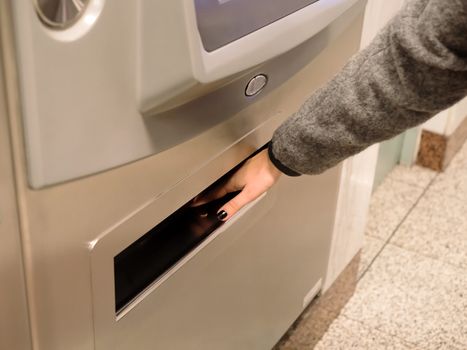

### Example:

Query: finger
xmin=190 ymin=181 xmax=234 ymax=207
xmin=217 ymin=186 xmax=260 ymax=221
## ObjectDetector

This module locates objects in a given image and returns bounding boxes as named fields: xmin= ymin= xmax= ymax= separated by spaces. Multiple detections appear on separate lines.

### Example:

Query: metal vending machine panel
xmin=0 ymin=0 xmax=366 ymax=349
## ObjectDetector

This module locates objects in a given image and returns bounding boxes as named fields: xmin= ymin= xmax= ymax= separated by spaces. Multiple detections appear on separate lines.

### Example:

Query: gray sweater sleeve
xmin=269 ymin=0 xmax=467 ymax=176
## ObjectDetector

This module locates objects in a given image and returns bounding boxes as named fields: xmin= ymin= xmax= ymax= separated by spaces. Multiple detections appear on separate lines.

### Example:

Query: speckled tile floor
xmin=281 ymin=140 xmax=467 ymax=349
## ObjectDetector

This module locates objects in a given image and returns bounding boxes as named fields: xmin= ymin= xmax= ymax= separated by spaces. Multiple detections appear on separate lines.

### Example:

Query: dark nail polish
xmin=217 ymin=210 xmax=228 ymax=221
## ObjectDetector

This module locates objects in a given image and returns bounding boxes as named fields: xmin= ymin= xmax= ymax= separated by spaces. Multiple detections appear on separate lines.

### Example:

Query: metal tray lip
xmin=114 ymin=192 xmax=268 ymax=320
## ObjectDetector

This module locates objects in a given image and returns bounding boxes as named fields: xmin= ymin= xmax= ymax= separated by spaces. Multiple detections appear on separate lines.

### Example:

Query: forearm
xmin=270 ymin=0 xmax=467 ymax=175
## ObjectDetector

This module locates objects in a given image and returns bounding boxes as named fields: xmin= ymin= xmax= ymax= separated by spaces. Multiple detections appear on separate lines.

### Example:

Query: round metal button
xmin=245 ymin=74 xmax=268 ymax=97
xmin=34 ymin=0 xmax=90 ymax=29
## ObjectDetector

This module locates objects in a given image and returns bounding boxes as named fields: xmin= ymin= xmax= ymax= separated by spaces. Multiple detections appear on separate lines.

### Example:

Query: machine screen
xmin=194 ymin=0 xmax=319 ymax=51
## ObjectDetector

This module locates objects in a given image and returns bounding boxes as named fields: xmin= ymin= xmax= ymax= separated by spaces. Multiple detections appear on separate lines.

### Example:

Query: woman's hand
xmin=192 ymin=149 xmax=282 ymax=221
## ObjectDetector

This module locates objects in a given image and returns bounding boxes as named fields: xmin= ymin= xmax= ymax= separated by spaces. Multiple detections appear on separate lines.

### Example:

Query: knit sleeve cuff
xmin=267 ymin=142 xmax=301 ymax=177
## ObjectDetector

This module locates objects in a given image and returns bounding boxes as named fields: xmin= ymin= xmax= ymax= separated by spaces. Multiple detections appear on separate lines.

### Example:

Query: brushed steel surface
xmin=0 ymin=3 xmax=32 ymax=348
xmin=2 ymin=2 xmax=365 ymax=349
xmin=34 ymin=0 xmax=89 ymax=28
xmin=90 ymin=161 xmax=341 ymax=350
xmin=12 ymin=0 xmax=365 ymax=188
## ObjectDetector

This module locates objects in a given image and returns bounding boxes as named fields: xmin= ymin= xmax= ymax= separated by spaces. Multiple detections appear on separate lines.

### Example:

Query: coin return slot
xmin=113 ymin=146 xmax=267 ymax=314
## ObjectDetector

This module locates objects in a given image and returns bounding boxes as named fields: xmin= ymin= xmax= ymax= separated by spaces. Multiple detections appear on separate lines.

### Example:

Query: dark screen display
xmin=194 ymin=0 xmax=320 ymax=51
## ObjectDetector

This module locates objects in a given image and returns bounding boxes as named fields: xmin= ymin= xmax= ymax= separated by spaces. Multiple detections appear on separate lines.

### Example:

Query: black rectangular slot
xmin=113 ymin=145 xmax=267 ymax=313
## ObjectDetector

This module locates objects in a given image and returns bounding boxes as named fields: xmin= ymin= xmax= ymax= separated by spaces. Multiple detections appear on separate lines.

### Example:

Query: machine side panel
xmin=0 ymin=4 xmax=32 ymax=348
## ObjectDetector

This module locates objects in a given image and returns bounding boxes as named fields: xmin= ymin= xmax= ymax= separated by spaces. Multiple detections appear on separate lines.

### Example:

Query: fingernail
xmin=217 ymin=210 xmax=228 ymax=221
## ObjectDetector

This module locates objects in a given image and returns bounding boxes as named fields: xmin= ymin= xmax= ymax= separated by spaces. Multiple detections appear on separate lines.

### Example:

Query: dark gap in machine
xmin=114 ymin=144 xmax=268 ymax=314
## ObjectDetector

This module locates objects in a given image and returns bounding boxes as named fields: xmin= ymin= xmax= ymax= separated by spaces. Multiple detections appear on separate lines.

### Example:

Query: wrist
xmin=267 ymin=142 xmax=301 ymax=177
xmin=265 ymin=150 xmax=282 ymax=179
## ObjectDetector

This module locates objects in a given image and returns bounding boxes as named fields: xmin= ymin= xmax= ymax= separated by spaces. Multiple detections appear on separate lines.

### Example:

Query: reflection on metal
xmin=34 ymin=0 xmax=89 ymax=29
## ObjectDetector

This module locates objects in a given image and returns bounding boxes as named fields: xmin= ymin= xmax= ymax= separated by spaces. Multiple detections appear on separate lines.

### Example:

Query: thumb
xmin=217 ymin=186 xmax=261 ymax=221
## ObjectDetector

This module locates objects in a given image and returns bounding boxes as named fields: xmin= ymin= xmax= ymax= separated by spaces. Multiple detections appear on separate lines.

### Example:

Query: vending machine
xmin=0 ymin=0 xmax=366 ymax=349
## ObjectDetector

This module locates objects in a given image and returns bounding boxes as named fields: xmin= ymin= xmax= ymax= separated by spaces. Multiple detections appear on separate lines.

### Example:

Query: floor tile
xmin=386 ymin=165 xmax=436 ymax=189
xmin=342 ymin=244 xmax=467 ymax=350
xmin=390 ymin=189 xmax=467 ymax=270
xmin=365 ymin=178 xmax=425 ymax=241
xmin=314 ymin=315 xmax=414 ymax=350
xmin=275 ymin=306 xmax=336 ymax=350
xmin=275 ymin=256 xmax=360 ymax=350
xmin=429 ymin=165 xmax=467 ymax=203
xmin=358 ymin=236 xmax=385 ymax=278
xmin=428 ymin=139 xmax=467 ymax=201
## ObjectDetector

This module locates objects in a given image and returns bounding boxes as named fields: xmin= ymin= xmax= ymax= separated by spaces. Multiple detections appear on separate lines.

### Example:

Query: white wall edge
xmin=323 ymin=0 xmax=404 ymax=290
